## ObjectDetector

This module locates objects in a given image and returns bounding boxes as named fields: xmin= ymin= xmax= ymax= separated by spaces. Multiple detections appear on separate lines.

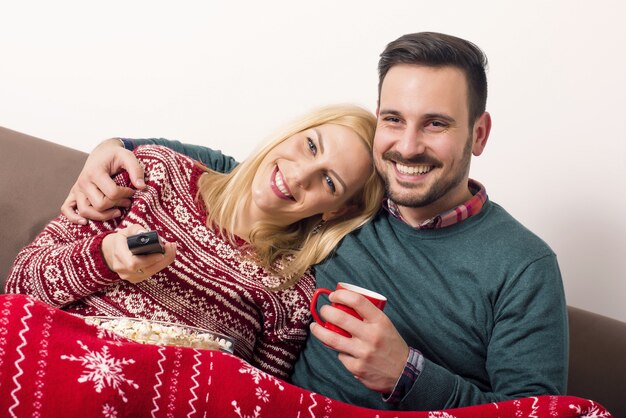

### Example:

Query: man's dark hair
xmin=378 ymin=32 xmax=489 ymax=125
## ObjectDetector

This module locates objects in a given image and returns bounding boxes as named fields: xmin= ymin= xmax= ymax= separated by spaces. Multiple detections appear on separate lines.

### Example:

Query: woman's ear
xmin=321 ymin=204 xmax=357 ymax=222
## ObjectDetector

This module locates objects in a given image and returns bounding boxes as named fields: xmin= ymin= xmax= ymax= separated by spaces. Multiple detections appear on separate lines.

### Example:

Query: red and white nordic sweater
xmin=6 ymin=145 xmax=315 ymax=379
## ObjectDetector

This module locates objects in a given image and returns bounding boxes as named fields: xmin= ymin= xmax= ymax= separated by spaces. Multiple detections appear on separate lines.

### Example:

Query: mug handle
xmin=310 ymin=288 xmax=332 ymax=327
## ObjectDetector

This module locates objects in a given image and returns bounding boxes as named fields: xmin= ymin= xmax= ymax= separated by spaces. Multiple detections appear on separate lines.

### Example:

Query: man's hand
xmin=101 ymin=224 xmax=177 ymax=284
xmin=309 ymin=289 xmax=409 ymax=394
xmin=61 ymin=138 xmax=146 ymax=224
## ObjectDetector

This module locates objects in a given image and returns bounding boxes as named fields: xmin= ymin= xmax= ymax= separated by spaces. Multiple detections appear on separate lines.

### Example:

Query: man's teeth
xmin=275 ymin=171 xmax=291 ymax=196
xmin=396 ymin=163 xmax=433 ymax=175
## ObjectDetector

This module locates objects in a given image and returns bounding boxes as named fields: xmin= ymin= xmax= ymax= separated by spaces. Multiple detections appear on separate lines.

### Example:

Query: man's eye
xmin=384 ymin=116 xmax=401 ymax=123
xmin=307 ymin=138 xmax=317 ymax=155
xmin=429 ymin=120 xmax=447 ymax=129
xmin=324 ymin=175 xmax=336 ymax=193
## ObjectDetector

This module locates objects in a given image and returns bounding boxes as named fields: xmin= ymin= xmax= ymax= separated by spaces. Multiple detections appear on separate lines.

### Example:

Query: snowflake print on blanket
xmin=60 ymin=340 xmax=139 ymax=403
xmin=239 ymin=362 xmax=284 ymax=391
xmin=102 ymin=403 xmax=118 ymax=417
xmin=255 ymin=387 xmax=270 ymax=403
xmin=570 ymin=401 xmax=613 ymax=418
xmin=428 ymin=411 xmax=457 ymax=418
xmin=232 ymin=401 xmax=261 ymax=418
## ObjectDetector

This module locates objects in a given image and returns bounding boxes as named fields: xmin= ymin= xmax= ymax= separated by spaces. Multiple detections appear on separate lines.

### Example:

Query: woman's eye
xmin=307 ymin=138 xmax=317 ymax=155
xmin=324 ymin=175 xmax=336 ymax=193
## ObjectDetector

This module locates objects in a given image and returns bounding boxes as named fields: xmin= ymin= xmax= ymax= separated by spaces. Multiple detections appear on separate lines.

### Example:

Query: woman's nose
xmin=290 ymin=162 xmax=316 ymax=189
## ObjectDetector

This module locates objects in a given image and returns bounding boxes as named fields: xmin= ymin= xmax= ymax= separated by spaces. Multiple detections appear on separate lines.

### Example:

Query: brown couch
xmin=1 ymin=126 xmax=624 ymax=416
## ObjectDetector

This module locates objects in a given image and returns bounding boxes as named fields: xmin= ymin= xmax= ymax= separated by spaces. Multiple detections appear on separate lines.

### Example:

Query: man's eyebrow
xmin=317 ymin=128 xmax=347 ymax=193
xmin=424 ymin=113 xmax=456 ymax=124
xmin=379 ymin=109 xmax=456 ymax=124
xmin=378 ymin=109 xmax=402 ymax=117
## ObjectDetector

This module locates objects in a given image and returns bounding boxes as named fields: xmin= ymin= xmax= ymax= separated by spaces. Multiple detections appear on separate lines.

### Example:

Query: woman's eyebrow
xmin=314 ymin=128 xmax=324 ymax=154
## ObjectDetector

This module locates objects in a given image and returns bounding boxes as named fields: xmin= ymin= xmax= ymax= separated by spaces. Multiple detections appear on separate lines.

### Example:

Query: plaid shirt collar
xmin=383 ymin=179 xmax=487 ymax=229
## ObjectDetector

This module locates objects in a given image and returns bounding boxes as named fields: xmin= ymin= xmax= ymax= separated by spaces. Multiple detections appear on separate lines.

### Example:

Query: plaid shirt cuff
xmin=382 ymin=347 xmax=424 ymax=403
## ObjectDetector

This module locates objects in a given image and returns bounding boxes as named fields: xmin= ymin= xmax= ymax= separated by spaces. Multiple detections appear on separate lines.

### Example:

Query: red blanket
xmin=0 ymin=294 xmax=612 ymax=417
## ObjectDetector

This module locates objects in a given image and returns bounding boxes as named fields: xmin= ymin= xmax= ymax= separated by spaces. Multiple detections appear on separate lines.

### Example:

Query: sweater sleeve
xmin=251 ymin=328 xmax=307 ymax=380
xmin=5 ymin=216 xmax=121 ymax=308
xmin=122 ymin=138 xmax=239 ymax=173
xmin=4 ymin=182 xmax=132 ymax=307
xmin=398 ymin=254 xmax=568 ymax=410
xmin=250 ymin=274 xmax=315 ymax=380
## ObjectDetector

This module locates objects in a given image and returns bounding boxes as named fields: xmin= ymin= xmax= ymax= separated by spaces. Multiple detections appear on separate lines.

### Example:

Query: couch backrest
xmin=0 ymin=127 xmax=87 ymax=288
xmin=1 ymin=127 xmax=624 ymax=417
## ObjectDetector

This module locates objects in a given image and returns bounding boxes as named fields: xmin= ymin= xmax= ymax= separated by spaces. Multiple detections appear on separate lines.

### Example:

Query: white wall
xmin=2 ymin=0 xmax=625 ymax=321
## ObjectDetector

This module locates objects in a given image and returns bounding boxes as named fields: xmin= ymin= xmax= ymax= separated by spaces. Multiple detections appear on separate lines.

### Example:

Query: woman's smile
xmin=270 ymin=165 xmax=295 ymax=201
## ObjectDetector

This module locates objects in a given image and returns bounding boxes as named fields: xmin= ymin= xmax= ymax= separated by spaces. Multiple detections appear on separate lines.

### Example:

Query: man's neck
xmin=395 ymin=187 xmax=473 ymax=228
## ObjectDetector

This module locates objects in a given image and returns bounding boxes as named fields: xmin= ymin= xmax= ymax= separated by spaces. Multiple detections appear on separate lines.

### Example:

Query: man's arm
xmin=120 ymin=138 xmax=238 ymax=174
xmin=398 ymin=255 xmax=568 ymax=409
xmin=61 ymin=138 xmax=238 ymax=224
xmin=311 ymin=255 xmax=568 ymax=409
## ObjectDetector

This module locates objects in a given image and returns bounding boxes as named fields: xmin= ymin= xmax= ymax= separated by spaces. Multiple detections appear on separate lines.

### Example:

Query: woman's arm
xmin=7 ymin=169 xmax=177 ymax=307
xmin=251 ymin=274 xmax=316 ymax=380
xmin=5 ymin=212 xmax=121 ymax=307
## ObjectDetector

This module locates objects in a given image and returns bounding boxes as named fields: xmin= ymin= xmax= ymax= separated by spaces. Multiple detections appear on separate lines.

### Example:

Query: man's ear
xmin=472 ymin=112 xmax=492 ymax=156
xmin=321 ymin=204 xmax=357 ymax=222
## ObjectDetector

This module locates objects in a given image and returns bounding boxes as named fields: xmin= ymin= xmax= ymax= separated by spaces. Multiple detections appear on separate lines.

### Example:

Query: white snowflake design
xmin=102 ymin=403 xmax=118 ymax=417
xmin=428 ymin=411 xmax=457 ymax=418
xmin=255 ymin=387 xmax=270 ymax=403
xmin=238 ymin=363 xmax=284 ymax=391
xmin=60 ymin=340 xmax=139 ymax=403
xmin=570 ymin=401 xmax=612 ymax=418
xmin=232 ymin=401 xmax=261 ymax=418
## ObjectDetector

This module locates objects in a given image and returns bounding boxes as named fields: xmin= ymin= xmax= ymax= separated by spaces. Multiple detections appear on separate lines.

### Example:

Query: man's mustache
xmin=381 ymin=151 xmax=441 ymax=167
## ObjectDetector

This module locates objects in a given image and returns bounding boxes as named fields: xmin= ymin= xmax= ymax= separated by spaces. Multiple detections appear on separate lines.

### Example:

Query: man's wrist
xmin=382 ymin=346 xmax=424 ymax=403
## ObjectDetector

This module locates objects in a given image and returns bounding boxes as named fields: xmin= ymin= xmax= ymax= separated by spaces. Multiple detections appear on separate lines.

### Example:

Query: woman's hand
xmin=61 ymin=138 xmax=147 ymax=224
xmin=101 ymin=225 xmax=177 ymax=284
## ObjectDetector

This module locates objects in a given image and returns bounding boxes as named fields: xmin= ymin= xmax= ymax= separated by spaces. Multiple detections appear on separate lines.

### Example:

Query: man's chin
xmin=386 ymin=188 xmax=434 ymax=208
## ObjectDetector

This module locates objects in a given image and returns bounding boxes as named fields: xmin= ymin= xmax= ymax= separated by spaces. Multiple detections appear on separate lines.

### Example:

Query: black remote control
xmin=126 ymin=231 xmax=165 ymax=255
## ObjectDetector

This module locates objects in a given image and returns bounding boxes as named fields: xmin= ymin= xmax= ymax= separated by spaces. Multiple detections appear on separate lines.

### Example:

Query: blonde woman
xmin=6 ymin=104 xmax=384 ymax=379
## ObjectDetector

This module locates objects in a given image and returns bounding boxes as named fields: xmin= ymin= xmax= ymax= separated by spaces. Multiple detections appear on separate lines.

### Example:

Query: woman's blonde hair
xmin=197 ymin=104 xmax=383 ymax=289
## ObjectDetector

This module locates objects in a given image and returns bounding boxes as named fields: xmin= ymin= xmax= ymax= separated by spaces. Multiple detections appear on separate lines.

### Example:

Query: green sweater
xmin=129 ymin=139 xmax=568 ymax=410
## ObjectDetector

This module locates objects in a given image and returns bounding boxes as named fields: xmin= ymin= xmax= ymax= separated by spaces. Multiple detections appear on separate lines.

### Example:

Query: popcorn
xmin=84 ymin=316 xmax=234 ymax=353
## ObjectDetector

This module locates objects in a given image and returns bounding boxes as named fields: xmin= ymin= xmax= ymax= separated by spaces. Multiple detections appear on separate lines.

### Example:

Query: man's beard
xmin=381 ymin=137 xmax=472 ymax=208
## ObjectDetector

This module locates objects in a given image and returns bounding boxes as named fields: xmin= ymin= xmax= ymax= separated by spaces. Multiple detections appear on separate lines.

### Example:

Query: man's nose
xmin=396 ymin=128 xmax=426 ymax=157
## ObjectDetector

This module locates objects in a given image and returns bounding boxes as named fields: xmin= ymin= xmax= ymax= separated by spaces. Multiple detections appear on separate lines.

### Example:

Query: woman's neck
xmin=232 ymin=202 xmax=254 ymax=241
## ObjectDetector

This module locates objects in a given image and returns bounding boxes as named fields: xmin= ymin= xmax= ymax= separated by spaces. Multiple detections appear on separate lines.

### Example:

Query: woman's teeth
xmin=275 ymin=170 xmax=292 ymax=197
xmin=396 ymin=163 xmax=432 ymax=175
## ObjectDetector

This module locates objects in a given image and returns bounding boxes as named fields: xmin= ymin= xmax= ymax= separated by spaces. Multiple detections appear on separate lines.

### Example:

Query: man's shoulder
xmin=478 ymin=200 xmax=556 ymax=257
xmin=346 ymin=202 xmax=554 ymax=256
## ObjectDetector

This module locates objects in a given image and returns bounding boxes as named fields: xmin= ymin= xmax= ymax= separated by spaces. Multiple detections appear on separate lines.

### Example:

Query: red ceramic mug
xmin=310 ymin=282 xmax=387 ymax=337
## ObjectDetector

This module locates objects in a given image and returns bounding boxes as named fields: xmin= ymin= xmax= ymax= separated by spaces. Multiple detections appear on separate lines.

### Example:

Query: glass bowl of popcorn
xmin=83 ymin=316 xmax=235 ymax=353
